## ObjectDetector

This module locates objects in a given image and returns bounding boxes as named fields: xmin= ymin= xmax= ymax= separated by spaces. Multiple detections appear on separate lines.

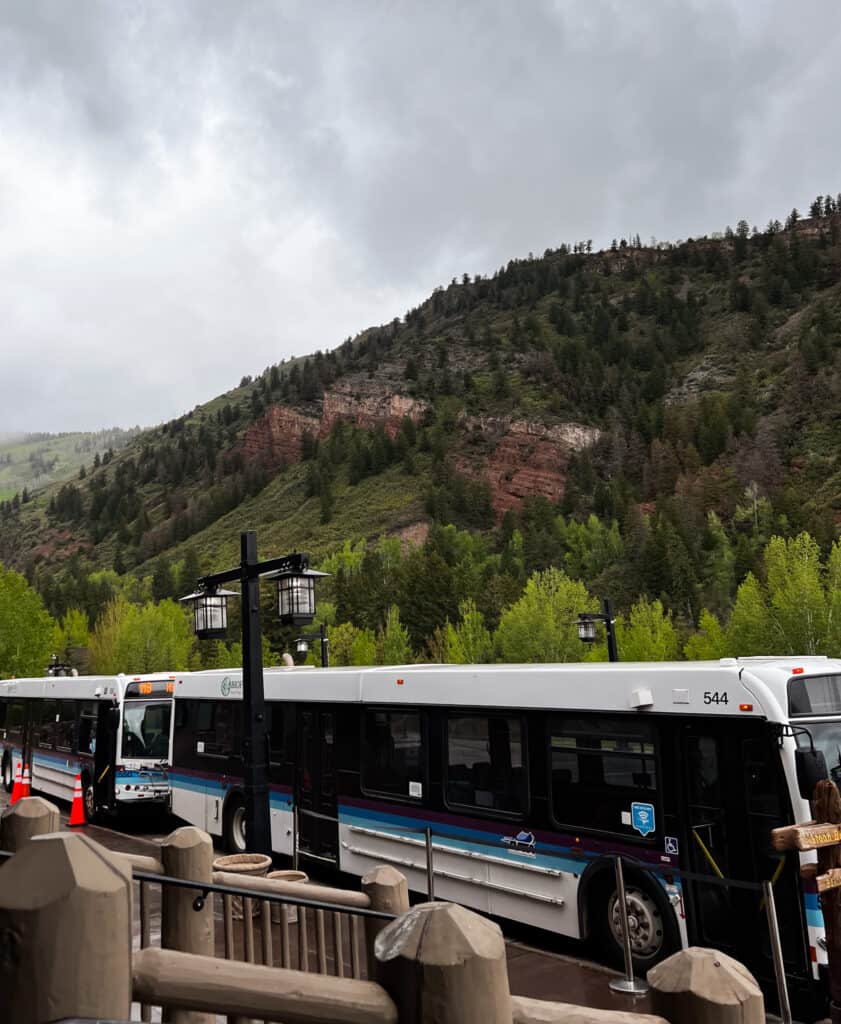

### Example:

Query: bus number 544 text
xmin=704 ymin=691 xmax=728 ymax=705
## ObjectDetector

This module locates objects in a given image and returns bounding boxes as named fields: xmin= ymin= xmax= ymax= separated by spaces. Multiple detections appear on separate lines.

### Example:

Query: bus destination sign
xmin=125 ymin=680 xmax=176 ymax=699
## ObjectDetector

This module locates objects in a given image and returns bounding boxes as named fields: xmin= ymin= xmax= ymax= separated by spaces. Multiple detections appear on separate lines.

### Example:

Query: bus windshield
xmin=121 ymin=700 xmax=172 ymax=761
xmin=796 ymin=721 xmax=841 ymax=780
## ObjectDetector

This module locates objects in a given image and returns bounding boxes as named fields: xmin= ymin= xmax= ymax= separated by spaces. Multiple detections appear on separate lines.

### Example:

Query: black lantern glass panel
xmin=577 ymin=615 xmax=597 ymax=643
xmin=193 ymin=592 xmax=229 ymax=640
xmin=277 ymin=572 xmax=316 ymax=626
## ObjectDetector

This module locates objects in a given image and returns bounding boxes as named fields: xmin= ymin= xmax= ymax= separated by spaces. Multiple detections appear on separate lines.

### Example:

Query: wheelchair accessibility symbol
xmin=664 ymin=836 xmax=679 ymax=856
xmin=631 ymin=802 xmax=656 ymax=837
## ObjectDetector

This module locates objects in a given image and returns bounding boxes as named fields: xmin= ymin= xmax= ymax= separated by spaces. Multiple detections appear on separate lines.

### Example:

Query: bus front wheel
xmin=589 ymin=870 xmax=679 ymax=974
xmin=224 ymin=796 xmax=248 ymax=854
xmin=82 ymin=776 xmax=96 ymax=823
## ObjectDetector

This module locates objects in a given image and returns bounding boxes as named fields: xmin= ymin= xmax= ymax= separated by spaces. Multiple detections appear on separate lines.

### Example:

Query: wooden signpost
xmin=772 ymin=778 xmax=841 ymax=1024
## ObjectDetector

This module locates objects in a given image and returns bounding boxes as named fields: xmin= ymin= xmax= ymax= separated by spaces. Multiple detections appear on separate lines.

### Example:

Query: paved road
xmin=0 ymin=787 xmax=655 ymax=1017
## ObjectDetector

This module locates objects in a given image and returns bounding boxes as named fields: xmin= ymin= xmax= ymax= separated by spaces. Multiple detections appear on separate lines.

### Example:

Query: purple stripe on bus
xmin=340 ymin=795 xmax=675 ymax=868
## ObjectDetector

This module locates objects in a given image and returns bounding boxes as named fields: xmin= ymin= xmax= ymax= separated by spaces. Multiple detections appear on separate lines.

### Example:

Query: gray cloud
xmin=0 ymin=1 xmax=839 ymax=432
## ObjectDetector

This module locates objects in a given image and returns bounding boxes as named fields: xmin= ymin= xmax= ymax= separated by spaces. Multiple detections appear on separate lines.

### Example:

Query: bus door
xmin=680 ymin=720 xmax=808 ymax=985
xmin=94 ymin=702 xmax=120 ymax=814
xmin=295 ymin=706 xmax=338 ymax=863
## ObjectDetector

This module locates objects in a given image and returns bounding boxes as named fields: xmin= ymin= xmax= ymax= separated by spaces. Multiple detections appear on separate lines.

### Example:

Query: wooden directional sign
xmin=771 ymin=822 xmax=841 ymax=852
xmin=817 ymin=868 xmax=841 ymax=893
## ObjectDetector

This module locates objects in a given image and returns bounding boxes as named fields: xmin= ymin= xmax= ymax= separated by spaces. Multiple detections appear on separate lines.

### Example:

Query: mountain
xmin=0 ymin=428 xmax=141 ymax=502
xmin=2 ymin=200 xmax=841 ymax=636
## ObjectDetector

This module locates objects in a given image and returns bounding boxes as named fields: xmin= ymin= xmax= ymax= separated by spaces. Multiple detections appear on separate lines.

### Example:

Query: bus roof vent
xmin=630 ymin=687 xmax=654 ymax=709
xmin=720 ymin=657 xmax=737 ymax=668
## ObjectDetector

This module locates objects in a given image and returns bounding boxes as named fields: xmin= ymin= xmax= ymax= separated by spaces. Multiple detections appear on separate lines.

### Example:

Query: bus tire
xmin=81 ymin=774 xmax=96 ymax=823
xmin=223 ymin=795 xmax=248 ymax=854
xmin=588 ymin=867 xmax=680 ymax=974
xmin=1 ymin=752 xmax=12 ymax=793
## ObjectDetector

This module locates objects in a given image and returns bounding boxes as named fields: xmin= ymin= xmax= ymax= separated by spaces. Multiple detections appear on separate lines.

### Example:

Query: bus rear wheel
xmin=224 ymin=797 xmax=247 ymax=854
xmin=590 ymin=870 xmax=679 ymax=975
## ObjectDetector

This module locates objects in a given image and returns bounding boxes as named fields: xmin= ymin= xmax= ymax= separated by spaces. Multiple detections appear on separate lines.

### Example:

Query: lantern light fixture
xmin=180 ymin=587 xmax=238 ymax=641
xmin=268 ymin=567 xmax=330 ymax=626
xmin=576 ymin=615 xmax=597 ymax=644
xmin=576 ymin=599 xmax=619 ymax=662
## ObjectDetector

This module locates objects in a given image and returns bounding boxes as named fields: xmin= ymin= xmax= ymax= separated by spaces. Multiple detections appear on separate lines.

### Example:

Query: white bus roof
xmin=168 ymin=657 xmax=841 ymax=721
xmin=0 ymin=672 xmax=178 ymax=701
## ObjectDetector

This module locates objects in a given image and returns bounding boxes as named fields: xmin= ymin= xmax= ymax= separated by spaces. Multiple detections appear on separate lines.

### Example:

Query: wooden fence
xmin=0 ymin=797 xmax=766 ymax=1024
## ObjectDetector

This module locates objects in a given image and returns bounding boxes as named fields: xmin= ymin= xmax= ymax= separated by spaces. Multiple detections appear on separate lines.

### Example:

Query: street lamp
xmin=577 ymin=598 xmax=619 ymax=662
xmin=295 ymin=624 xmax=330 ymax=667
xmin=269 ymin=567 xmax=328 ymax=625
xmin=181 ymin=586 xmax=237 ymax=641
xmin=181 ymin=531 xmax=329 ymax=855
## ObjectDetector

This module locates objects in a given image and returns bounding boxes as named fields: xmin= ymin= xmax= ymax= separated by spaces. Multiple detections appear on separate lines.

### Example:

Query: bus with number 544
xmin=166 ymin=656 xmax=841 ymax=1020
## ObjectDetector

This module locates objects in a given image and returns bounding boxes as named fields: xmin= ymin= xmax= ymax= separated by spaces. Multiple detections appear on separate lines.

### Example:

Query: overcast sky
xmin=1 ymin=1 xmax=839 ymax=433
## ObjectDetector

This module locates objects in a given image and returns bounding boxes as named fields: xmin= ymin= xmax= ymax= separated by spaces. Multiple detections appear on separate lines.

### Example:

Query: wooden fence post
xmin=0 ymin=831 xmax=132 ymax=1024
xmin=160 ymin=826 xmax=215 ymax=1024
xmin=647 ymin=947 xmax=764 ymax=1024
xmin=375 ymin=901 xmax=513 ymax=1024
xmin=361 ymin=865 xmax=410 ymax=979
xmin=0 ymin=795 xmax=60 ymax=852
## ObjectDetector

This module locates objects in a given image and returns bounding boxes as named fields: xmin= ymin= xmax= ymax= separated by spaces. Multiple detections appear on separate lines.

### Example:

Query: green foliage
xmin=0 ymin=564 xmax=55 ymax=677
xmin=614 ymin=598 xmax=679 ymax=661
xmin=684 ymin=609 xmax=727 ymax=660
xmin=328 ymin=622 xmax=377 ymax=666
xmin=439 ymin=599 xmax=493 ymax=663
xmin=89 ymin=597 xmax=196 ymax=673
xmin=378 ymin=605 xmax=413 ymax=664
xmin=494 ymin=568 xmax=595 ymax=663
xmin=52 ymin=608 xmax=91 ymax=662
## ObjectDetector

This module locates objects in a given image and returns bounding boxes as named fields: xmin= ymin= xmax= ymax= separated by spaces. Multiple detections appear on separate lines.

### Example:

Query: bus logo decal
xmin=501 ymin=830 xmax=537 ymax=855
xmin=631 ymin=802 xmax=656 ymax=837
xmin=220 ymin=676 xmax=243 ymax=697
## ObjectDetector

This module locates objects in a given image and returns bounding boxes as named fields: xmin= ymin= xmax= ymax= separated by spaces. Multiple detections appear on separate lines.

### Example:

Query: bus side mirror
xmin=796 ymin=747 xmax=828 ymax=801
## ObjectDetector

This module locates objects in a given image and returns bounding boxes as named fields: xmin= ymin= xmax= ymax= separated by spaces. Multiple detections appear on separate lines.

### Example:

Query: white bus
xmin=168 ymin=657 xmax=838 ymax=1017
xmin=0 ymin=673 xmax=175 ymax=820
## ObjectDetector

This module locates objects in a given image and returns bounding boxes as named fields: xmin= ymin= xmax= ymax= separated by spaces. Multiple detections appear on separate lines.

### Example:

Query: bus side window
xmin=55 ymin=700 xmax=78 ymax=753
xmin=362 ymin=709 xmax=425 ymax=800
xmin=195 ymin=701 xmax=242 ymax=758
xmin=0 ymin=700 xmax=6 ymax=732
xmin=550 ymin=716 xmax=658 ymax=837
xmin=5 ymin=702 xmax=24 ymax=743
xmin=34 ymin=700 xmax=57 ymax=750
xmin=174 ymin=701 xmax=189 ymax=730
xmin=78 ymin=703 xmax=97 ymax=756
xmin=446 ymin=714 xmax=525 ymax=816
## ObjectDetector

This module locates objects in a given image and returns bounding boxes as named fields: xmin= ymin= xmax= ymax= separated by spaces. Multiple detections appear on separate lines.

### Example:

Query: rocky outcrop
xmin=460 ymin=416 xmax=600 ymax=518
xmin=321 ymin=380 xmax=427 ymax=438
xmin=242 ymin=405 xmax=320 ymax=468
xmin=242 ymin=385 xmax=597 ymax=520
xmin=242 ymin=382 xmax=428 ymax=470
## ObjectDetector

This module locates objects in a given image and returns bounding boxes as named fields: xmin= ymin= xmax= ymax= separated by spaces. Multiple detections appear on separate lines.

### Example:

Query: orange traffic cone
xmin=21 ymin=763 xmax=31 ymax=799
xmin=10 ymin=763 xmax=22 ymax=805
xmin=68 ymin=774 xmax=86 ymax=827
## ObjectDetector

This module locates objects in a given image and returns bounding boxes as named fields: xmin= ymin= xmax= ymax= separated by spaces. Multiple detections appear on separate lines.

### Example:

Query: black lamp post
xmin=577 ymin=598 xmax=619 ymax=662
xmin=181 ymin=531 xmax=328 ymax=855
xmin=295 ymin=624 xmax=329 ymax=667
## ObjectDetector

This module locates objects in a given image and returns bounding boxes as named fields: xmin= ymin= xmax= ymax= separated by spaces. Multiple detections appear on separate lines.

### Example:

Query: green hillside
xmin=3 ymin=199 xmax=841 ymax=661
xmin=0 ymin=428 xmax=140 ymax=502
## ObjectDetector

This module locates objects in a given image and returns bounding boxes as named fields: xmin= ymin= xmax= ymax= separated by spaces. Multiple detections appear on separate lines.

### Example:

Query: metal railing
xmin=129 ymin=866 xmax=389 ymax=1021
